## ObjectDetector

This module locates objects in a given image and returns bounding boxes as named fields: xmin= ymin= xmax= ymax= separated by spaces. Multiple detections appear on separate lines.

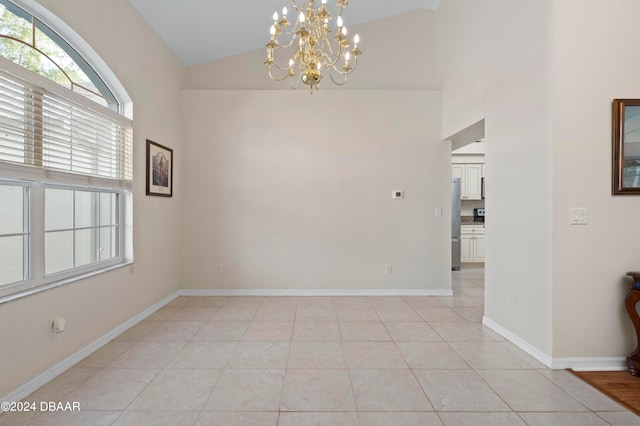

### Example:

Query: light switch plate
xmin=570 ymin=208 xmax=588 ymax=225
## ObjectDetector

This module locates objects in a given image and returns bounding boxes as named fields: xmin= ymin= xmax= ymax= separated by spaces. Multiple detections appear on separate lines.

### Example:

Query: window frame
xmin=0 ymin=0 xmax=133 ymax=303
xmin=42 ymin=183 xmax=124 ymax=281
xmin=0 ymin=178 xmax=30 ymax=291
xmin=0 ymin=177 xmax=131 ymax=301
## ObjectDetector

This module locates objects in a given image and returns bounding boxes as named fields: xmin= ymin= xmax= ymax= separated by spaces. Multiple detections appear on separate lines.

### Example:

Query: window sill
xmin=0 ymin=261 xmax=134 ymax=305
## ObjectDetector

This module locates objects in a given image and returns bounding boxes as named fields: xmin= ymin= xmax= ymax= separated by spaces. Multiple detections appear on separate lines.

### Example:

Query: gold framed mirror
xmin=613 ymin=99 xmax=640 ymax=194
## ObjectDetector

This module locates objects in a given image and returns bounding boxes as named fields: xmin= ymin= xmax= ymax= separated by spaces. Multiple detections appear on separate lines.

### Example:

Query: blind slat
xmin=0 ymin=70 xmax=132 ymax=181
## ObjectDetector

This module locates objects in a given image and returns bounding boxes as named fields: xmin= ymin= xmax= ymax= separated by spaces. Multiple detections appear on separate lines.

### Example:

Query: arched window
xmin=0 ymin=0 xmax=133 ymax=301
xmin=0 ymin=0 xmax=117 ymax=110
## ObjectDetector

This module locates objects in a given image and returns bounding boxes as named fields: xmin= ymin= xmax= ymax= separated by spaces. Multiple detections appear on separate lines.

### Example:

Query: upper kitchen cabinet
xmin=452 ymin=141 xmax=485 ymax=201
xmin=452 ymin=163 xmax=483 ymax=200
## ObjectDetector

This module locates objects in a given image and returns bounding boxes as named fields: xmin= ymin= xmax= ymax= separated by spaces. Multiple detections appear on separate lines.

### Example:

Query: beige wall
xmin=551 ymin=0 xmax=640 ymax=358
xmin=180 ymin=11 xmax=448 ymax=294
xmin=436 ymin=0 xmax=486 ymax=140
xmin=437 ymin=0 xmax=554 ymax=357
xmin=179 ymin=90 xmax=451 ymax=293
xmin=438 ymin=0 xmax=640 ymax=364
xmin=0 ymin=0 xmax=185 ymax=395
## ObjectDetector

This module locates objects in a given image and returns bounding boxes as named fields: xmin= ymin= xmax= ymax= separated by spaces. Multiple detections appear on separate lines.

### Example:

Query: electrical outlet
xmin=508 ymin=295 xmax=516 ymax=309
xmin=51 ymin=317 xmax=66 ymax=334
xmin=385 ymin=264 xmax=392 ymax=274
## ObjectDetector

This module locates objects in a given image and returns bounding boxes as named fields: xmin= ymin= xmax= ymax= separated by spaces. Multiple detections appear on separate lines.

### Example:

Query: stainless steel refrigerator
xmin=451 ymin=178 xmax=461 ymax=270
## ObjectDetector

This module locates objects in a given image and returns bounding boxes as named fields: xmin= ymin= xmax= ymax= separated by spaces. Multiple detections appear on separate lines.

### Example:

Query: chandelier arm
xmin=267 ymin=64 xmax=294 ymax=82
xmin=321 ymin=38 xmax=343 ymax=64
xmin=320 ymin=45 xmax=343 ymax=68
xmin=330 ymin=66 xmax=356 ymax=76
xmin=328 ymin=70 xmax=348 ymax=85
xmin=271 ymin=60 xmax=293 ymax=72
xmin=330 ymin=55 xmax=358 ymax=76
xmin=290 ymin=73 xmax=302 ymax=89
xmin=273 ymin=35 xmax=299 ymax=49
xmin=350 ymin=54 xmax=358 ymax=70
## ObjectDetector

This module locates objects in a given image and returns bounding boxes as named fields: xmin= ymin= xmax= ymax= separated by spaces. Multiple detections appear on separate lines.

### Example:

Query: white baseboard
xmin=551 ymin=357 xmax=627 ymax=371
xmin=482 ymin=315 xmax=553 ymax=367
xmin=179 ymin=288 xmax=454 ymax=297
xmin=1 ymin=291 xmax=179 ymax=404
xmin=483 ymin=316 xmax=628 ymax=372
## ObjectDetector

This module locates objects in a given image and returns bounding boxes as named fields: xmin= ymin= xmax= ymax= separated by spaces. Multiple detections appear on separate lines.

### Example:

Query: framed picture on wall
xmin=146 ymin=139 xmax=173 ymax=197
xmin=613 ymin=99 xmax=640 ymax=194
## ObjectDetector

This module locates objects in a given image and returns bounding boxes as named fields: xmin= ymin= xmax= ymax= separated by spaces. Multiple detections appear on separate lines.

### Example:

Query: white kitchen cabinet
xmin=474 ymin=234 xmax=485 ymax=262
xmin=461 ymin=225 xmax=485 ymax=263
xmin=452 ymin=163 xmax=483 ymax=200
xmin=460 ymin=234 xmax=473 ymax=262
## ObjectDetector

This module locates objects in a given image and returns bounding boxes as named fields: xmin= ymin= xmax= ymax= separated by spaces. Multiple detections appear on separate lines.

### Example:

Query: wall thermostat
xmin=392 ymin=190 xmax=404 ymax=199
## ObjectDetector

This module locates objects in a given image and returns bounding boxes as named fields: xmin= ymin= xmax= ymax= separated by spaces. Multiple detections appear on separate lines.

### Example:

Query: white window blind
xmin=0 ymin=68 xmax=132 ymax=181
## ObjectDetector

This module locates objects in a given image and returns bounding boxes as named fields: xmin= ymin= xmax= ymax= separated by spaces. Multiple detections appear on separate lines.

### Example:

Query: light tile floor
xmin=2 ymin=265 xmax=639 ymax=425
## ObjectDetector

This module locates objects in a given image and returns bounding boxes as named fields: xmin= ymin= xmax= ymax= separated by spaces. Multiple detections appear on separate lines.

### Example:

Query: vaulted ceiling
xmin=127 ymin=0 xmax=442 ymax=66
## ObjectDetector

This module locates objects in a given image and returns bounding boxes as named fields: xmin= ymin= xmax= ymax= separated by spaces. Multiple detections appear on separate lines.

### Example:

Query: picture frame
xmin=146 ymin=139 xmax=173 ymax=197
xmin=612 ymin=99 xmax=640 ymax=194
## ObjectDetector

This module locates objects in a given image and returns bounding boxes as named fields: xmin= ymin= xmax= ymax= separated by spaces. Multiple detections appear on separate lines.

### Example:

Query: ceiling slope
xmin=127 ymin=0 xmax=442 ymax=65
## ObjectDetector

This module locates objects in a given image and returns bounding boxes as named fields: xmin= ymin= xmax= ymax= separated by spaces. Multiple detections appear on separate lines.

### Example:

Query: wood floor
xmin=572 ymin=370 xmax=640 ymax=416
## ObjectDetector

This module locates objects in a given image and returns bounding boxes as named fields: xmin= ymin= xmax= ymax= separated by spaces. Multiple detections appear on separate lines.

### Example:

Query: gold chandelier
xmin=265 ymin=0 xmax=362 ymax=93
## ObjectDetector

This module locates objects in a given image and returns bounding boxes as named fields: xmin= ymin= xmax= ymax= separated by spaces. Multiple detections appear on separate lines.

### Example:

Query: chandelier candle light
xmin=265 ymin=0 xmax=362 ymax=93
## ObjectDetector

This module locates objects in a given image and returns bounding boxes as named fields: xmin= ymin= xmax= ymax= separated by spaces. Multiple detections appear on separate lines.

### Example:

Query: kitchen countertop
xmin=461 ymin=216 xmax=484 ymax=225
